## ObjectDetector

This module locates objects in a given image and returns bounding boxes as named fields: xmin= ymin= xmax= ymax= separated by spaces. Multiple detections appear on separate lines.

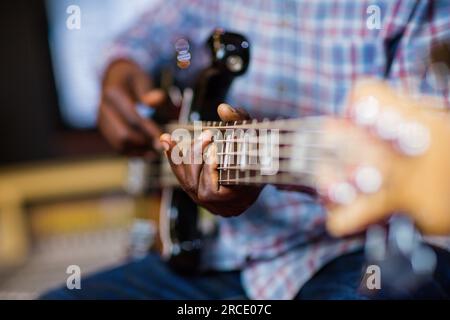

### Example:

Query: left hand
xmin=159 ymin=104 xmax=263 ymax=217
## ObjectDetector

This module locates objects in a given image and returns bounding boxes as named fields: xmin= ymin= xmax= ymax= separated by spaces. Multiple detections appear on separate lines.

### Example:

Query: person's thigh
xmin=296 ymin=247 xmax=450 ymax=300
xmin=374 ymin=246 xmax=450 ymax=299
xmin=296 ymin=251 xmax=368 ymax=300
xmin=40 ymin=253 xmax=246 ymax=300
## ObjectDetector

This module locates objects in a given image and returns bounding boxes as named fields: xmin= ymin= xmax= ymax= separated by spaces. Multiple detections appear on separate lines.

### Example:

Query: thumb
xmin=130 ymin=71 xmax=153 ymax=102
xmin=141 ymin=89 xmax=167 ymax=108
xmin=217 ymin=103 xmax=251 ymax=122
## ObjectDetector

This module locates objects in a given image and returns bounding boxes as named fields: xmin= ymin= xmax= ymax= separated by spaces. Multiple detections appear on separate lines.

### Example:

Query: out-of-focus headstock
xmin=207 ymin=28 xmax=250 ymax=76
xmin=316 ymin=80 xmax=450 ymax=236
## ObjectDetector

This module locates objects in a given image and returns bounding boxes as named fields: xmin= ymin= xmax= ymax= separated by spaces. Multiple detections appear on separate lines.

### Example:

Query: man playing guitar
xmin=42 ymin=0 xmax=450 ymax=299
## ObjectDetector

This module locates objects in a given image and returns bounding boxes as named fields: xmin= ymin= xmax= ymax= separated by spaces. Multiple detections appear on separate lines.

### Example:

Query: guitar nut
xmin=396 ymin=121 xmax=430 ymax=156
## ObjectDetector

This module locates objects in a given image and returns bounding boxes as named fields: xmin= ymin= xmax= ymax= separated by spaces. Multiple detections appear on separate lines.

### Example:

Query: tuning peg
xmin=327 ymin=181 xmax=357 ymax=205
xmin=395 ymin=121 xmax=430 ymax=156
xmin=375 ymin=109 xmax=402 ymax=140
xmin=353 ymin=96 xmax=431 ymax=157
xmin=208 ymin=29 xmax=250 ymax=76
xmin=354 ymin=165 xmax=383 ymax=194
xmin=353 ymin=96 xmax=380 ymax=126
xmin=365 ymin=224 xmax=387 ymax=261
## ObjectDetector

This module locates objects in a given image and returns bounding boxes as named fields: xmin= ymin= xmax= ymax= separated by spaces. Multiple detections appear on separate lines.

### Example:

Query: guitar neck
xmin=164 ymin=116 xmax=330 ymax=190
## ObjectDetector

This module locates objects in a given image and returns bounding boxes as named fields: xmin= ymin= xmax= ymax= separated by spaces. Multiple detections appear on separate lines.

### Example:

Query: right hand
xmin=97 ymin=59 xmax=175 ymax=157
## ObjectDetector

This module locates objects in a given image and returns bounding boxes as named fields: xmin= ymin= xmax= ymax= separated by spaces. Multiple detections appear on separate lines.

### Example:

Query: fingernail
xmin=159 ymin=134 xmax=171 ymax=151
xmin=160 ymin=141 xmax=170 ymax=152
xmin=219 ymin=103 xmax=236 ymax=113
xmin=226 ymin=104 xmax=238 ymax=113
xmin=153 ymin=139 xmax=163 ymax=151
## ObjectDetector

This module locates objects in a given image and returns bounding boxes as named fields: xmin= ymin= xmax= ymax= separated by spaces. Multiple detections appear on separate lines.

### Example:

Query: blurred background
xmin=1 ymin=0 xmax=449 ymax=301
xmin=0 ymin=0 xmax=161 ymax=298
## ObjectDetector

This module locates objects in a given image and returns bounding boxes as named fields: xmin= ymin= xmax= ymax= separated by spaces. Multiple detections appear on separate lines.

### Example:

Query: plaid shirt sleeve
xmin=385 ymin=0 xmax=450 ymax=108
xmin=386 ymin=0 xmax=450 ymax=261
xmin=99 ymin=0 xmax=194 ymax=75
xmin=97 ymin=0 xmax=450 ymax=300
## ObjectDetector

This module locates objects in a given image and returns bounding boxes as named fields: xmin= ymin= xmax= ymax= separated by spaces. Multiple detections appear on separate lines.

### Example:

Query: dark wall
xmin=0 ymin=0 xmax=113 ymax=165
xmin=0 ymin=0 xmax=60 ymax=164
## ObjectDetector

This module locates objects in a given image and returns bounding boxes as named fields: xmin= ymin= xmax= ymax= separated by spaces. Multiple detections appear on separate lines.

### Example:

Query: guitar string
xmin=146 ymin=117 xmax=361 ymax=188
xmin=164 ymin=117 xmax=326 ymax=131
xmin=147 ymin=141 xmax=352 ymax=188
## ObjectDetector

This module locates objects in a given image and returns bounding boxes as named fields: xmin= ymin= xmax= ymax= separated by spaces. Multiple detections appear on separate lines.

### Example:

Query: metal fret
xmin=234 ymin=121 xmax=240 ymax=184
xmin=218 ymin=172 xmax=317 ymax=188
xmin=218 ymin=121 xmax=225 ymax=184
xmin=225 ymin=130 xmax=234 ymax=182
xmin=164 ymin=116 xmax=324 ymax=132
xmin=216 ymin=160 xmax=331 ymax=174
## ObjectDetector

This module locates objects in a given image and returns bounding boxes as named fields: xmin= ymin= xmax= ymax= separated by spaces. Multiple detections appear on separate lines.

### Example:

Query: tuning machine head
xmin=207 ymin=28 xmax=250 ymax=76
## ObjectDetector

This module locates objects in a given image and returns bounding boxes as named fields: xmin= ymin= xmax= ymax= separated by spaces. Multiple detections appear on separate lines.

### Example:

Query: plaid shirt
xmin=103 ymin=0 xmax=450 ymax=299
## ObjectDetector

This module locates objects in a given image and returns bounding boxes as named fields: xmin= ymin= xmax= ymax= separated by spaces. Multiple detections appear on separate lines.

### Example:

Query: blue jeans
xmin=40 ymin=248 xmax=450 ymax=300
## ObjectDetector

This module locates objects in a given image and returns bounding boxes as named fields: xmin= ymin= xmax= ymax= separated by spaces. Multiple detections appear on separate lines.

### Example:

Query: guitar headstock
xmin=311 ymin=80 xmax=450 ymax=236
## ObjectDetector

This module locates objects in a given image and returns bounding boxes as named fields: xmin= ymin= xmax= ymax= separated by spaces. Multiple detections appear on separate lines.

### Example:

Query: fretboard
xmin=163 ymin=117 xmax=332 ymax=189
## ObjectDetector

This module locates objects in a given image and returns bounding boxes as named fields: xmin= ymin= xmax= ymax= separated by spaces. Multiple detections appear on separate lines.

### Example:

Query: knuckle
xmin=182 ymin=181 xmax=197 ymax=194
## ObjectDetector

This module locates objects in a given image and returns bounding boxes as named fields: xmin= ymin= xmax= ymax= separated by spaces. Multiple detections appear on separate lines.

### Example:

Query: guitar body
xmin=158 ymin=30 xmax=250 ymax=274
